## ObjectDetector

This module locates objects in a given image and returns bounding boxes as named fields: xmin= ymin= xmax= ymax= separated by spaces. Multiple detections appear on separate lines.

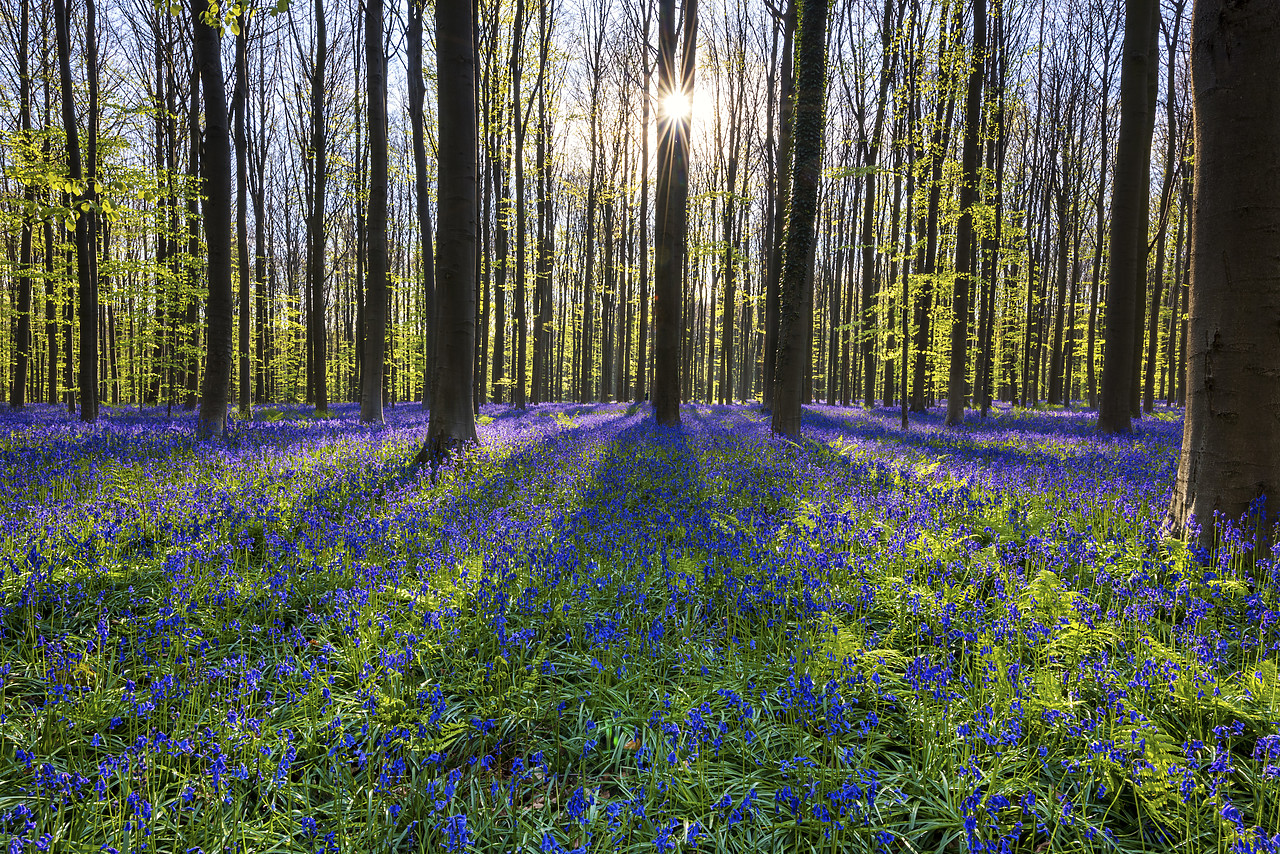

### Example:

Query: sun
xmin=660 ymin=90 xmax=693 ymax=122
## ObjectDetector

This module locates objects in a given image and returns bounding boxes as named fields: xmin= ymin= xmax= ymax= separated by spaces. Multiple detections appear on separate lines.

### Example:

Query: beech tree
xmin=53 ymin=0 xmax=97 ymax=422
xmin=1098 ymin=0 xmax=1157 ymax=434
xmin=944 ymin=0 xmax=985 ymax=426
xmin=1167 ymin=0 xmax=1280 ymax=546
xmin=770 ymin=0 xmax=829 ymax=439
xmin=422 ymin=0 xmax=478 ymax=461
xmin=9 ymin=0 xmax=32 ymax=411
xmin=193 ymin=0 xmax=233 ymax=439
xmin=651 ymin=0 xmax=697 ymax=427
xmin=0 ymin=0 xmax=1220 ymax=426
xmin=407 ymin=0 xmax=435 ymax=409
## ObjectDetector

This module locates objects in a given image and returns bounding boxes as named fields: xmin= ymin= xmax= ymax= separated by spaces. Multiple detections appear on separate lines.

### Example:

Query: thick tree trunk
xmin=1098 ymin=0 xmax=1157 ymax=434
xmin=771 ymin=0 xmax=829 ymax=440
xmin=652 ymin=0 xmax=697 ymax=426
xmin=192 ymin=0 xmax=233 ymax=438
xmin=422 ymin=0 xmax=478 ymax=461
xmin=361 ymin=0 xmax=387 ymax=423
xmin=1167 ymin=0 xmax=1280 ymax=547
xmin=944 ymin=0 xmax=985 ymax=426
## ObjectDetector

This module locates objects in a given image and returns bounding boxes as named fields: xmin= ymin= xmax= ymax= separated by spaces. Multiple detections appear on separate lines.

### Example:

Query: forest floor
xmin=0 ymin=401 xmax=1276 ymax=853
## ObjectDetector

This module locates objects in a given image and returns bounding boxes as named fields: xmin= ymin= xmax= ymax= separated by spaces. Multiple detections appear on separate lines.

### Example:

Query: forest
xmin=0 ymin=0 xmax=1278 ymax=850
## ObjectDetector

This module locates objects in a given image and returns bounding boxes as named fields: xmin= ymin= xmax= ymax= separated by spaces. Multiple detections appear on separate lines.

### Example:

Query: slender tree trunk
xmin=1164 ymin=181 xmax=1186 ymax=406
xmin=183 ymin=70 xmax=201 ymax=411
xmin=408 ymin=0 xmax=436 ymax=409
xmin=860 ymin=0 xmax=898 ymax=408
xmin=1086 ymin=62 xmax=1109 ymax=410
xmin=634 ymin=3 xmax=652 ymax=403
xmin=512 ymin=0 xmax=529 ymax=408
xmin=533 ymin=1 xmax=554 ymax=404
xmin=1047 ymin=185 xmax=1069 ymax=404
xmin=1143 ymin=5 xmax=1184 ymax=413
xmin=762 ymin=1 xmax=795 ymax=412
xmin=11 ymin=0 xmax=32 ymax=411
xmin=234 ymin=22 xmax=251 ymax=416
xmin=912 ymin=1 xmax=957 ymax=413
xmin=883 ymin=143 xmax=902 ymax=408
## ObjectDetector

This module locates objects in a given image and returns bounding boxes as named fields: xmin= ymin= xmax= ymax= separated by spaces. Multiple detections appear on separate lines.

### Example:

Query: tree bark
xmin=361 ymin=0 xmax=387 ymax=423
xmin=634 ymin=2 xmax=652 ymax=403
xmin=1167 ymin=0 xmax=1280 ymax=547
xmin=1098 ymin=0 xmax=1157 ymax=434
xmin=511 ymin=0 xmax=529 ymax=408
xmin=11 ymin=0 xmax=32 ymax=411
xmin=761 ymin=1 xmax=795 ymax=413
xmin=309 ymin=0 xmax=329 ymax=413
xmin=234 ymin=21 xmax=251 ymax=416
xmin=945 ymin=0 xmax=985 ymax=426
xmin=771 ymin=0 xmax=829 ymax=440
xmin=193 ymin=0 xmax=233 ymax=438
xmin=860 ymin=0 xmax=899 ymax=408
xmin=652 ymin=0 xmax=697 ymax=426
xmin=54 ymin=0 xmax=97 ymax=422
xmin=422 ymin=0 xmax=479 ymax=462
xmin=408 ymin=0 xmax=436 ymax=409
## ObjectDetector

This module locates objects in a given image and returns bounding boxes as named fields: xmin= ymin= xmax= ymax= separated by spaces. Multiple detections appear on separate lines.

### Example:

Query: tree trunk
xmin=54 ymin=0 xmax=97 ymax=422
xmin=361 ymin=0 xmax=387 ymax=423
xmin=1098 ymin=0 xmax=1157 ymax=434
xmin=634 ymin=2 xmax=652 ymax=403
xmin=408 ymin=0 xmax=436 ymax=409
xmin=422 ymin=0 xmax=479 ymax=462
xmin=945 ymin=0 xmax=985 ymax=426
xmin=1167 ymin=0 xmax=1280 ymax=547
xmin=512 ymin=0 xmax=528 ymax=408
xmin=192 ymin=0 xmax=233 ymax=438
xmin=1144 ymin=5 xmax=1185 ymax=413
xmin=771 ymin=0 xmax=829 ymax=440
xmin=911 ymin=1 xmax=957 ymax=413
xmin=761 ymin=1 xmax=795 ymax=412
xmin=11 ymin=0 xmax=32 ymax=411
xmin=234 ymin=22 xmax=251 ymax=416
xmin=860 ymin=0 xmax=898 ymax=408
xmin=652 ymin=0 xmax=697 ymax=426
xmin=310 ymin=0 xmax=329 ymax=413
xmin=491 ymin=119 xmax=510 ymax=405
xmin=534 ymin=0 xmax=554 ymax=404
